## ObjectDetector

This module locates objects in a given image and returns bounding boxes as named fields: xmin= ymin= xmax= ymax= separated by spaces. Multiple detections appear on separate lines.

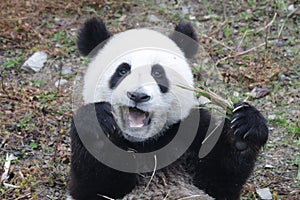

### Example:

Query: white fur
xmin=83 ymin=29 xmax=197 ymax=141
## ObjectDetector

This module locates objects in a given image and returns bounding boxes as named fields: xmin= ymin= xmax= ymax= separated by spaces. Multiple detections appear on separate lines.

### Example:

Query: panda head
xmin=78 ymin=18 xmax=199 ymax=142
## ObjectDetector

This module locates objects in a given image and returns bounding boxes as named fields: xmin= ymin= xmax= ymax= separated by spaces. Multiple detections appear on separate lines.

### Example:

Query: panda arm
xmin=193 ymin=102 xmax=269 ymax=200
xmin=69 ymin=102 xmax=136 ymax=200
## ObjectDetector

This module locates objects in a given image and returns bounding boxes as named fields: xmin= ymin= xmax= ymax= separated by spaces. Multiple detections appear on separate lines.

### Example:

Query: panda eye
xmin=119 ymin=69 xmax=128 ymax=76
xmin=117 ymin=63 xmax=130 ymax=76
xmin=152 ymin=70 xmax=162 ymax=78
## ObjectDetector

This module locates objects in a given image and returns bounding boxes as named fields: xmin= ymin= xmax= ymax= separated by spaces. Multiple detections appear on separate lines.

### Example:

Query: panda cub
xmin=68 ymin=18 xmax=269 ymax=200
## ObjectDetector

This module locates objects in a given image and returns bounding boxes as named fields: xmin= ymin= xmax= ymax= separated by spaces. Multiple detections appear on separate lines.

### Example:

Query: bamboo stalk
xmin=177 ymin=84 xmax=233 ymax=114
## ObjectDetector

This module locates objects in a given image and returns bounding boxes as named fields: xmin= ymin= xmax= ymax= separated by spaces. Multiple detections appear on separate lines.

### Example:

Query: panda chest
xmin=122 ymin=162 xmax=213 ymax=200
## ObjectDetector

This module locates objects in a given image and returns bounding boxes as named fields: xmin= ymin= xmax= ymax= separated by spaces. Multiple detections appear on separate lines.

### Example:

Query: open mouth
xmin=123 ymin=107 xmax=151 ymax=128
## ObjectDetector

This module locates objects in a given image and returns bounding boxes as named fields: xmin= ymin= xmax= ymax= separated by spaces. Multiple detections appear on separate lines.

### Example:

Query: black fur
xmin=69 ymin=102 xmax=268 ymax=200
xmin=69 ymin=103 xmax=136 ymax=200
xmin=193 ymin=102 xmax=268 ymax=199
xmin=169 ymin=21 xmax=198 ymax=58
xmin=77 ymin=18 xmax=111 ymax=56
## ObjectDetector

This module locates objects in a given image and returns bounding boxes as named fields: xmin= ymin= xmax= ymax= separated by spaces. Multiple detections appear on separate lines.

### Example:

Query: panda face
xmin=83 ymin=29 xmax=197 ymax=141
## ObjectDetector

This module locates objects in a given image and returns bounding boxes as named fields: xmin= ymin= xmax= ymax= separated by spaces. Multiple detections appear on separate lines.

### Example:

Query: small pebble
xmin=22 ymin=51 xmax=47 ymax=72
xmin=264 ymin=164 xmax=274 ymax=169
xmin=147 ymin=14 xmax=161 ymax=23
xmin=61 ymin=66 xmax=72 ymax=75
xmin=288 ymin=5 xmax=295 ymax=12
xmin=55 ymin=79 xmax=68 ymax=87
xmin=256 ymin=188 xmax=272 ymax=200
xmin=268 ymin=114 xmax=276 ymax=120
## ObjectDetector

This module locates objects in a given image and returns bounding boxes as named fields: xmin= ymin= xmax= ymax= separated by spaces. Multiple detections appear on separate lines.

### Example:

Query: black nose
xmin=127 ymin=92 xmax=150 ymax=103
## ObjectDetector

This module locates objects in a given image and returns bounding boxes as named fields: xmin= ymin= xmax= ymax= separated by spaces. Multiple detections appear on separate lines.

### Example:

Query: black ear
xmin=170 ymin=21 xmax=198 ymax=58
xmin=77 ymin=18 xmax=111 ymax=56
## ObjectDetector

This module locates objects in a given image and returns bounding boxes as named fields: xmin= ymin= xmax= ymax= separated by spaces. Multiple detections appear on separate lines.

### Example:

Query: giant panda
xmin=67 ymin=18 xmax=269 ymax=200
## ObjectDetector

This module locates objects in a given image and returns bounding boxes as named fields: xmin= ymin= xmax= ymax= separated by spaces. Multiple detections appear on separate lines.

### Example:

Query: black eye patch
xmin=151 ymin=64 xmax=169 ymax=93
xmin=109 ymin=63 xmax=131 ymax=89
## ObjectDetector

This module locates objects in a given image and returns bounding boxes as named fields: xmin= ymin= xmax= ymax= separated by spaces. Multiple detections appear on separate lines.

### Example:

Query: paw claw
xmin=243 ymin=128 xmax=252 ymax=140
xmin=234 ymin=128 xmax=240 ymax=136
xmin=232 ymin=103 xmax=250 ymax=113
xmin=231 ymin=117 xmax=238 ymax=124
xmin=230 ymin=103 xmax=268 ymax=147
xmin=232 ymin=105 xmax=244 ymax=113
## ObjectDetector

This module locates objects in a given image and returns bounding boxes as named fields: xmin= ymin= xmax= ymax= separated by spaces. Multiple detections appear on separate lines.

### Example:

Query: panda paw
xmin=93 ymin=102 xmax=119 ymax=134
xmin=74 ymin=102 xmax=118 ymax=136
xmin=230 ymin=102 xmax=268 ymax=150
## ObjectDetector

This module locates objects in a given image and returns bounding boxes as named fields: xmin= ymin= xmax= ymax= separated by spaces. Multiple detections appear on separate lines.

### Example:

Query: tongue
xmin=128 ymin=109 xmax=146 ymax=128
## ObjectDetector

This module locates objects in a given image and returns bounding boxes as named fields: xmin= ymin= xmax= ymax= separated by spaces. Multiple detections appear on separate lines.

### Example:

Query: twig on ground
xmin=208 ymin=19 xmax=230 ymax=37
xmin=256 ymin=13 xmax=277 ymax=34
xmin=144 ymin=155 xmax=157 ymax=192
xmin=1 ymin=154 xmax=17 ymax=183
xmin=202 ymin=34 xmax=234 ymax=51
xmin=163 ymin=191 xmax=170 ymax=200
xmin=216 ymin=13 xmax=277 ymax=66
xmin=278 ymin=8 xmax=298 ymax=39
xmin=215 ymin=42 xmax=266 ymax=66
xmin=178 ymin=194 xmax=211 ymax=200
xmin=237 ymin=13 xmax=277 ymax=50
xmin=15 ymin=193 xmax=31 ymax=200
xmin=0 ymin=75 xmax=10 ymax=98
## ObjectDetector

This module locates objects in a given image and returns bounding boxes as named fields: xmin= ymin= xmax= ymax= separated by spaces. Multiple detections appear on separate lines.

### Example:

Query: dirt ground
xmin=0 ymin=0 xmax=299 ymax=199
